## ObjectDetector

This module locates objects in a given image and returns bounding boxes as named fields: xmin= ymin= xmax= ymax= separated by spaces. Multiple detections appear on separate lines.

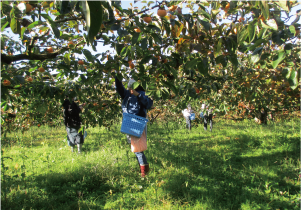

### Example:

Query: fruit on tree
xmin=134 ymin=28 xmax=141 ymax=33
xmin=26 ymin=4 xmax=33 ymax=13
xmin=129 ymin=62 xmax=135 ymax=69
xmin=68 ymin=41 xmax=74 ymax=48
xmin=168 ymin=5 xmax=178 ymax=11
xmin=27 ymin=77 xmax=33 ymax=82
xmin=78 ymin=60 xmax=84 ymax=65
xmin=143 ymin=16 xmax=152 ymax=23
xmin=3 ymin=79 xmax=11 ymax=86
xmin=47 ymin=47 xmax=53 ymax=53
xmin=157 ymin=8 xmax=167 ymax=17
xmin=38 ymin=67 xmax=45 ymax=73
xmin=225 ymin=3 xmax=230 ymax=12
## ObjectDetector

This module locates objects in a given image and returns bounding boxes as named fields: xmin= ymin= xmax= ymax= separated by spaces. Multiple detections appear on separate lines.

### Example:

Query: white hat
xmin=128 ymin=78 xmax=136 ymax=88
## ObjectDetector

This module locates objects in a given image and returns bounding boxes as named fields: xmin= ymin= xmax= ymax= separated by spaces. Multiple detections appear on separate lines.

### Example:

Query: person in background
xmin=182 ymin=104 xmax=193 ymax=130
xmin=115 ymin=76 xmax=153 ymax=177
xmin=202 ymin=103 xmax=213 ymax=132
xmin=62 ymin=95 xmax=86 ymax=154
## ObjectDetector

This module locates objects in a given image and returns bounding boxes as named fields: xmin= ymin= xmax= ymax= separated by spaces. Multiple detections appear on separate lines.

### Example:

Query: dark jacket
xmin=115 ymin=77 xmax=153 ymax=118
xmin=62 ymin=99 xmax=82 ymax=128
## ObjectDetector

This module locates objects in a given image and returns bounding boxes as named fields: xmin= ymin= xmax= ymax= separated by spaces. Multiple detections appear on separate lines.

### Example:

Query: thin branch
xmin=54 ymin=16 xmax=85 ymax=23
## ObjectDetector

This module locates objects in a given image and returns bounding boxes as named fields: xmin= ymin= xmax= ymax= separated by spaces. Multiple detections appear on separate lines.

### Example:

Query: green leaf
xmin=10 ymin=18 xmax=20 ymax=34
xmin=1 ymin=21 xmax=9 ymax=32
xmin=120 ymin=46 xmax=127 ymax=57
xmin=20 ymin=27 xmax=26 ymax=39
xmin=250 ymin=47 xmax=263 ymax=64
xmin=197 ymin=18 xmax=210 ymax=32
xmin=132 ymin=32 xmax=141 ymax=45
xmin=248 ymin=23 xmax=255 ymax=43
xmin=275 ymin=1 xmax=288 ymax=12
xmin=3 ymin=103 xmax=8 ymax=111
xmin=115 ymin=43 xmax=124 ymax=54
xmin=1 ymin=101 xmax=7 ymax=108
xmin=40 ymin=14 xmax=60 ymax=38
xmin=64 ymin=53 xmax=71 ymax=65
xmin=145 ymin=25 xmax=161 ymax=32
xmin=260 ymin=1 xmax=269 ymax=20
xmin=186 ymin=58 xmax=198 ymax=69
xmin=156 ymin=89 xmax=161 ymax=98
xmin=151 ymin=33 xmax=162 ymax=44
xmin=132 ymin=81 xmax=140 ymax=90
xmin=215 ymin=38 xmax=223 ymax=55
xmin=0 ymin=17 xmax=7 ymax=28
xmin=168 ymin=0 xmax=183 ymax=7
xmin=288 ymin=70 xmax=298 ymax=90
xmin=289 ymin=25 xmax=296 ymax=35
xmin=82 ymin=1 xmax=103 ymax=45
xmin=0 ymin=39 xmax=5 ymax=50
xmin=141 ymin=38 xmax=148 ymax=50
xmin=27 ymin=21 xmax=43 ymax=29
xmin=59 ymin=1 xmax=72 ymax=15
xmin=272 ymin=51 xmax=286 ymax=69
xmin=238 ymin=26 xmax=248 ymax=44
xmin=82 ymin=49 xmax=94 ymax=62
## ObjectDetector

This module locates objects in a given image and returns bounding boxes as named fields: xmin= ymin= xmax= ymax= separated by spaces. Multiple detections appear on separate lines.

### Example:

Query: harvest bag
xmin=131 ymin=130 xmax=147 ymax=152
xmin=120 ymin=112 xmax=148 ymax=138
xmin=190 ymin=113 xmax=196 ymax=120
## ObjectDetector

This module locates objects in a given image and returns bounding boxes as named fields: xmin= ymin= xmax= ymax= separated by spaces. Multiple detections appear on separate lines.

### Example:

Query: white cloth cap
xmin=128 ymin=78 xmax=136 ymax=88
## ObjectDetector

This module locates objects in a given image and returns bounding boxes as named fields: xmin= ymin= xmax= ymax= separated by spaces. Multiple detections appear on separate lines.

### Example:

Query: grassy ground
xmin=1 ymin=118 xmax=300 ymax=210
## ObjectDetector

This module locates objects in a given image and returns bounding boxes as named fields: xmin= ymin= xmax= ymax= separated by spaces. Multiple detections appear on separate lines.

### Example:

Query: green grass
xmin=1 ymin=118 xmax=300 ymax=210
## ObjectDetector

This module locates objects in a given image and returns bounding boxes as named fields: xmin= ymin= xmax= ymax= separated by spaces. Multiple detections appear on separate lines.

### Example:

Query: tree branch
xmin=1 ymin=48 xmax=66 ymax=64
xmin=54 ymin=16 xmax=85 ymax=23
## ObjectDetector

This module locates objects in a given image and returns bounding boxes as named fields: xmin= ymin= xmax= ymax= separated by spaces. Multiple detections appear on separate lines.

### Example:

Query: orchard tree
xmin=1 ymin=0 xmax=300 ymax=134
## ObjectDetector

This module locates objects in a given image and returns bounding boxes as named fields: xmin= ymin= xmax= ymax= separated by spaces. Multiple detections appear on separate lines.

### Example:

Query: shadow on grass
xmin=144 ymin=129 xmax=300 ymax=209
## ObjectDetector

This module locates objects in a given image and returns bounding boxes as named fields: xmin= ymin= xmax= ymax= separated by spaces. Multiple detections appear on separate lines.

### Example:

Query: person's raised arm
xmin=115 ymin=76 xmax=126 ymax=99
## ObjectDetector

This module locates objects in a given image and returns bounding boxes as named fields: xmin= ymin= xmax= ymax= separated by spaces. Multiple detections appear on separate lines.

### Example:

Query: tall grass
xmin=1 ymin=118 xmax=300 ymax=210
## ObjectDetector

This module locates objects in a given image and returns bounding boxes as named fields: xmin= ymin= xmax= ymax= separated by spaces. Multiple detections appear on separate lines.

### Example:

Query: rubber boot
xmin=140 ymin=164 xmax=149 ymax=177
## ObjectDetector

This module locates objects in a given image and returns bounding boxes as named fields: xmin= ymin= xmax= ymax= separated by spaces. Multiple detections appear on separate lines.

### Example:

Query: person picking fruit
xmin=115 ymin=76 xmax=153 ymax=177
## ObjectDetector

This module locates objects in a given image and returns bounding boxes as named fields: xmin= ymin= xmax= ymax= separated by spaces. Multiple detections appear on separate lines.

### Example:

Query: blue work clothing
xmin=115 ymin=77 xmax=153 ymax=165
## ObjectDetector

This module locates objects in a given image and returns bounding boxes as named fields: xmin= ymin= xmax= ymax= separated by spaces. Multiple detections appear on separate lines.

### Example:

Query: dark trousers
xmin=185 ymin=116 xmax=191 ymax=130
xmin=204 ymin=114 xmax=213 ymax=131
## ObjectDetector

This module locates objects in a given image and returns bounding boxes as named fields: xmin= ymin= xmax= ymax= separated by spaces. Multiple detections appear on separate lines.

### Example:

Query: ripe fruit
xmin=143 ymin=16 xmax=152 ymax=23
xmin=225 ymin=2 xmax=230 ymax=12
xmin=3 ymin=80 xmax=11 ymax=86
xmin=168 ymin=5 xmax=178 ymax=12
xmin=128 ymin=60 xmax=133 ymax=64
xmin=37 ymin=124 xmax=41 ymax=127
xmin=157 ymin=8 xmax=167 ymax=17
xmin=47 ymin=47 xmax=53 ymax=53
xmin=134 ymin=28 xmax=141 ymax=33
xmin=129 ymin=62 xmax=135 ymax=69
xmin=68 ymin=41 xmax=74 ymax=48
xmin=239 ymin=17 xmax=245 ymax=22
xmin=259 ymin=15 xmax=265 ymax=22
xmin=78 ymin=60 xmax=84 ymax=65
xmin=27 ymin=77 xmax=33 ymax=82
xmin=26 ymin=4 xmax=33 ymax=13
xmin=233 ymin=28 xmax=237 ymax=34
xmin=38 ymin=67 xmax=45 ymax=73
